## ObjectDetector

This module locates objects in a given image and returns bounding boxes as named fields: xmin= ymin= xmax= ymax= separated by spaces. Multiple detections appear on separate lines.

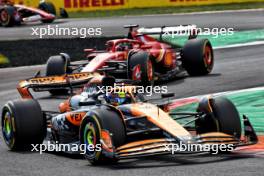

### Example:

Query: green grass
xmin=68 ymin=2 xmax=264 ymax=18
xmin=156 ymin=29 xmax=264 ymax=48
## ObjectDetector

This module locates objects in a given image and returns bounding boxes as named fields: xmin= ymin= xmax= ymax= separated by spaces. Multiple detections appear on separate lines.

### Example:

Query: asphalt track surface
xmin=0 ymin=10 xmax=264 ymax=176
xmin=0 ymin=9 xmax=264 ymax=40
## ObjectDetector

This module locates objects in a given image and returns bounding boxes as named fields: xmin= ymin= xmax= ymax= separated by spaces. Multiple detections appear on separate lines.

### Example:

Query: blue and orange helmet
xmin=105 ymin=91 xmax=131 ymax=106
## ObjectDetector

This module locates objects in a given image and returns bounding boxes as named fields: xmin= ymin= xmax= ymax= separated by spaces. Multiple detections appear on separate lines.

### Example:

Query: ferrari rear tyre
xmin=60 ymin=8 xmax=68 ymax=18
xmin=39 ymin=2 xmax=56 ymax=15
xmin=80 ymin=106 xmax=126 ymax=165
xmin=128 ymin=51 xmax=154 ymax=86
xmin=38 ymin=2 xmax=56 ymax=23
xmin=1 ymin=99 xmax=46 ymax=150
xmin=195 ymin=97 xmax=241 ymax=139
xmin=46 ymin=55 xmax=70 ymax=95
xmin=0 ymin=6 xmax=18 ymax=27
xmin=182 ymin=38 xmax=214 ymax=76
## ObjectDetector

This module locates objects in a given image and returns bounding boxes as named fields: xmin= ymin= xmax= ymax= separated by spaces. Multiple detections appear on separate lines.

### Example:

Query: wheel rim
xmin=2 ymin=111 xmax=14 ymax=146
xmin=83 ymin=123 xmax=96 ymax=156
xmin=1 ymin=10 xmax=8 ymax=22
xmin=204 ymin=45 xmax=213 ymax=68
xmin=147 ymin=60 xmax=153 ymax=81
xmin=132 ymin=65 xmax=141 ymax=80
xmin=87 ymin=130 xmax=95 ymax=145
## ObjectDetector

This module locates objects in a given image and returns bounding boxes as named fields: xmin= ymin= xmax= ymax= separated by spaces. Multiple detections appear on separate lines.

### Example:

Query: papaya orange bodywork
xmin=65 ymin=112 xmax=87 ymax=126
xmin=17 ymin=72 xmax=100 ymax=99
xmin=124 ymin=103 xmax=192 ymax=138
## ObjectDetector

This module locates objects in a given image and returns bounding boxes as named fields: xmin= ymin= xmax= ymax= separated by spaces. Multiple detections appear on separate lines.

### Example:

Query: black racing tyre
xmin=182 ymin=38 xmax=214 ymax=76
xmin=0 ymin=6 xmax=18 ymax=27
xmin=128 ymin=51 xmax=154 ymax=86
xmin=80 ymin=106 xmax=126 ymax=165
xmin=1 ymin=99 xmax=46 ymax=150
xmin=195 ymin=97 xmax=241 ymax=139
xmin=46 ymin=55 xmax=70 ymax=95
xmin=60 ymin=8 xmax=68 ymax=18
xmin=38 ymin=2 xmax=56 ymax=23
xmin=38 ymin=2 xmax=56 ymax=15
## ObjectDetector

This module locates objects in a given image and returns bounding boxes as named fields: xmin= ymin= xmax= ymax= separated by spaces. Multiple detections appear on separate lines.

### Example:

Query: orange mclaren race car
xmin=44 ymin=25 xmax=214 ymax=95
xmin=1 ymin=73 xmax=258 ymax=165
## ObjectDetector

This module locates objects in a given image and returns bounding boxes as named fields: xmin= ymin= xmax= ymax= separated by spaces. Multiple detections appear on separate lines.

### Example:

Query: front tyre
xmin=1 ymin=99 xmax=46 ymax=150
xmin=128 ymin=51 xmax=154 ymax=86
xmin=182 ymin=39 xmax=214 ymax=76
xmin=80 ymin=106 xmax=126 ymax=165
xmin=195 ymin=96 xmax=241 ymax=139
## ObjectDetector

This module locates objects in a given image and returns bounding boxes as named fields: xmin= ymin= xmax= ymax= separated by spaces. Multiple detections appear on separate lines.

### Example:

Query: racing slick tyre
xmin=60 ymin=8 xmax=69 ymax=18
xmin=195 ymin=97 xmax=241 ymax=139
xmin=128 ymin=51 xmax=154 ymax=86
xmin=0 ymin=6 xmax=19 ymax=27
xmin=38 ymin=2 xmax=56 ymax=23
xmin=46 ymin=55 xmax=70 ymax=95
xmin=1 ymin=99 xmax=46 ymax=150
xmin=182 ymin=38 xmax=214 ymax=76
xmin=80 ymin=106 xmax=126 ymax=165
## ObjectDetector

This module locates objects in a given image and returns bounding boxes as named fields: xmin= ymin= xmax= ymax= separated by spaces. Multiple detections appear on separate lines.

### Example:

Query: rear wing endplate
xmin=17 ymin=72 xmax=101 ymax=99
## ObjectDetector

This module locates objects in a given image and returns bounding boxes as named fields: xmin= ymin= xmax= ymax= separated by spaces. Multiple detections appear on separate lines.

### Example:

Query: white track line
xmin=214 ymin=41 xmax=264 ymax=49
xmin=172 ymin=86 xmax=264 ymax=101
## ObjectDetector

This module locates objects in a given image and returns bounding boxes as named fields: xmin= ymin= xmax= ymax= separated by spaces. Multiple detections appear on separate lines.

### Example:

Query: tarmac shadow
xmin=98 ymin=152 xmax=254 ymax=170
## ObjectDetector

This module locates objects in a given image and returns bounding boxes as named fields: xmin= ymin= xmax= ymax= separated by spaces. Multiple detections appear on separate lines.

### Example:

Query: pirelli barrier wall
xmin=14 ymin=0 xmax=264 ymax=12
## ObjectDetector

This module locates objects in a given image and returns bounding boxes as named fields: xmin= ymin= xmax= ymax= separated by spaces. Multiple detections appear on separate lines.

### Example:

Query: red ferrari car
xmin=0 ymin=0 xmax=55 ymax=27
xmin=45 ymin=25 xmax=214 ymax=94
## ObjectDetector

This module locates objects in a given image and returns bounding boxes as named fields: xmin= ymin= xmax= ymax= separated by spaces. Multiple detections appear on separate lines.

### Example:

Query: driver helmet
xmin=115 ymin=42 xmax=132 ymax=51
xmin=69 ymin=95 xmax=87 ymax=109
xmin=105 ymin=91 xmax=131 ymax=106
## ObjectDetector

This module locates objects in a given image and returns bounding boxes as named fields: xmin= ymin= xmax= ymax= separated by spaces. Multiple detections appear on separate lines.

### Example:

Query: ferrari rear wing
xmin=17 ymin=72 xmax=101 ymax=99
xmin=137 ymin=25 xmax=198 ymax=38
